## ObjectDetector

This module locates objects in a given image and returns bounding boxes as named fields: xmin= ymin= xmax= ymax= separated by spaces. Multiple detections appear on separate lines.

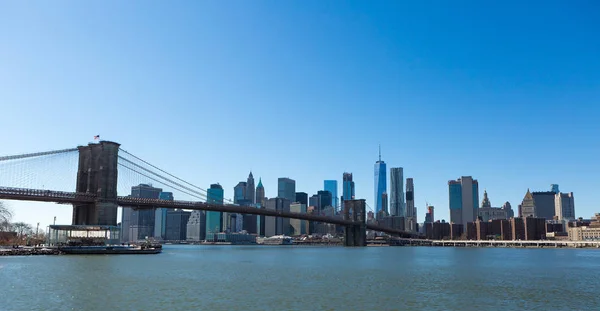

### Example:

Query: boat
xmin=58 ymin=244 xmax=162 ymax=255
xmin=257 ymin=235 xmax=293 ymax=245
xmin=57 ymin=237 xmax=162 ymax=255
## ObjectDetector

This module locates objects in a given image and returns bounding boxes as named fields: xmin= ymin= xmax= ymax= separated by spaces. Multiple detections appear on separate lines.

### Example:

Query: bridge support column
xmin=343 ymin=199 xmax=366 ymax=247
xmin=72 ymin=141 xmax=120 ymax=226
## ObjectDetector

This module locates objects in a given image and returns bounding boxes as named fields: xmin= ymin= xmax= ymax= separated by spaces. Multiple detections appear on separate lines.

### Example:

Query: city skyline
xmin=1 ymin=1 xmax=599 ymax=229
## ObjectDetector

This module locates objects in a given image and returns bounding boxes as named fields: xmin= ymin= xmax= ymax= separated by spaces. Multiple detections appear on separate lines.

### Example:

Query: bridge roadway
xmin=0 ymin=187 xmax=419 ymax=238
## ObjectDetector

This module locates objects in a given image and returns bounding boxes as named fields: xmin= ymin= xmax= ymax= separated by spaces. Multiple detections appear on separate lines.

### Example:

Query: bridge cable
xmin=0 ymin=148 xmax=78 ymax=162
xmin=117 ymin=156 xmax=209 ymax=200
xmin=117 ymin=163 xmax=206 ymax=201
xmin=119 ymin=148 xmax=213 ymax=195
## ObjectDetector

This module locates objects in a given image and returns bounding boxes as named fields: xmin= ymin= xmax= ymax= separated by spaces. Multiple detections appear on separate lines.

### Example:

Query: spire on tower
xmin=378 ymin=144 xmax=381 ymax=162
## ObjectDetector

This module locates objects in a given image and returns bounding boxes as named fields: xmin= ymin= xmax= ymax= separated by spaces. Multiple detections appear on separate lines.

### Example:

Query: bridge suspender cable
xmin=119 ymin=149 xmax=212 ymax=194
xmin=117 ymin=156 xmax=208 ymax=200
xmin=117 ymin=163 xmax=206 ymax=201
xmin=118 ymin=148 xmax=235 ymax=204
xmin=0 ymin=148 xmax=78 ymax=162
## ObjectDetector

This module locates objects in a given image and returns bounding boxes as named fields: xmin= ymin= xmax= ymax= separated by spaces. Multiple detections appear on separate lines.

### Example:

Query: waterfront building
xmin=450 ymin=223 xmax=464 ymax=239
xmin=246 ymin=172 xmax=255 ymax=204
xmin=290 ymin=203 xmax=308 ymax=235
xmin=424 ymin=221 xmax=451 ymax=240
xmin=206 ymin=184 xmax=224 ymax=236
xmin=265 ymin=198 xmax=291 ymax=237
xmin=555 ymin=192 xmax=576 ymax=221
xmin=379 ymin=216 xmax=405 ymax=231
xmin=324 ymin=180 xmax=338 ymax=210
xmin=278 ymin=178 xmax=296 ymax=203
xmin=524 ymin=217 xmax=546 ymax=240
xmin=205 ymin=232 xmax=257 ymax=244
xmin=255 ymin=178 xmax=266 ymax=207
xmin=389 ymin=167 xmax=405 ymax=217
xmin=491 ymin=219 xmax=512 ymax=240
xmin=448 ymin=176 xmax=479 ymax=227
xmin=186 ymin=210 xmax=206 ymax=241
xmin=121 ymin=183 xmax=162 ymax=242
xmin=406 ymin=178 xmax=416 ymax=231
xmin=342 ymin=172 xmax=355 ymax=202
xmin=165 ymin=209 xmax=191 ymax=241
xmin=511 ymin=218 xmax=526 ymax=240
xmin=242 ymin=214 xmax=258 ymax=234
xmin=374 ymin=146 xmax=387 ymax=215
xmin=531 ymin=191 xmax=556 ymax=220
xmin=154 ymin=191 xmax=174 ymax=239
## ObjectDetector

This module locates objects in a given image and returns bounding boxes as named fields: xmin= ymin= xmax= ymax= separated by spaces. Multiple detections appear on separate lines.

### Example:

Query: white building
xmin=555 ymin=192 xmax=575 ymax=221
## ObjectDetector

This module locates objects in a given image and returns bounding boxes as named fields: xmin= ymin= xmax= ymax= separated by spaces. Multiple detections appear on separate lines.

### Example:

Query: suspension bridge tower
xmin=343 ymin=199 xmax=367 ymax=246
xmin=72 ymin=141 xmax=120 ymax=226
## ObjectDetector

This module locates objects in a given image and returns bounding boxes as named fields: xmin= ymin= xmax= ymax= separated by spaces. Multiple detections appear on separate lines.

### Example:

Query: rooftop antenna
xmin=378 ymin=144 xmax=381 ymax=162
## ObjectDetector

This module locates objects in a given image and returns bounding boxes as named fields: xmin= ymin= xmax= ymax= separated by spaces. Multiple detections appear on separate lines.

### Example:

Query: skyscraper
xmin=233 ymin=182 xmax=247 ymax=204
xmin=309 ymin=194 xmax=320 ymax=209
xmin=295 ymin=192 xmax=308 ymax=206
xmin=317 ymin=190 xmax=333 ymax=211
xmin=290 ymin=203 xmax=307 ymax=235
xmin=390 ymin=167 xmax=405 ymax=217
xmin=278 ymin=178 xmax=296 ymax=202
xmin=342 ymin=172 xmax=355 ymax=202
xmin=206 ymin=184 xmax=224 ymax=235
xmin=165 ymin=209 xmax=191 ymax=241
xmin=448 ymin=176 xmax=479 ymax=227
xmin=405 ymin=178 xmax=415 ymax=231
xmin=186 ymin=209 xmax=206 ymax=241
xmin=374 ymin=146 xmax=387 ymax=215
xmin=555 ymin=192 xmax=575 ymax=221
xmin=154 ymin=191 xmax=173 ymax=240
xmin=246 ymin=172 xmax=255 ymax=204
xmin=265 ymin=197 xmax=291 ymax=237
xmin=532 ymin=191 xmax=556 ymax=220
xmin=121 ymin=183 xmax=162 ymax=242
xmin=520 ymin=189 xmax=536 ymax=218
xmin=425 ymin=206 xmax=435 ymax=223
xmin=324 ymin=180 xmax=338 ymax=210
xmin=255 ymin=178 xmax=266 ymax=235
xmin=255 ymin=178 xmax=265 ymax=207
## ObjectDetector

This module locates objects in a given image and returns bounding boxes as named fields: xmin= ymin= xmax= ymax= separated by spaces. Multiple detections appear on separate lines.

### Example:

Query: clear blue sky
xmin=1 ymin=1 xmax=599 ymax=228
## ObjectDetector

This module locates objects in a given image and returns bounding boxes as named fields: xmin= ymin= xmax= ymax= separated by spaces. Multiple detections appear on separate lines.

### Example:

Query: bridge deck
xmin=0 ymin=187 xmax=419 ymax=238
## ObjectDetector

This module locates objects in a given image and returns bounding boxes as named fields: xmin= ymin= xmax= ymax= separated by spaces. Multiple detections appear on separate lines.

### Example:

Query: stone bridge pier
xmin=72 ymin=141 xmax=120 ymax=226
xmin=343 ymin=199 xmax=366 ymax=247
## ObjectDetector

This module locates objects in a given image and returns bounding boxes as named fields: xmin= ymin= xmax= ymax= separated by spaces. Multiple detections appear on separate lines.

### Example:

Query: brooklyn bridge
xmin=0 ymin=141 xmax=420 ymax=246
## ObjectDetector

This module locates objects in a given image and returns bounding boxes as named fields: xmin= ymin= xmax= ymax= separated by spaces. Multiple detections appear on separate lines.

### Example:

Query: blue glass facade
xmin=374 ymin=161 xmax=387 ymax=214
xmin=342 ymin=172 xmax=355 ymax=202
xmin=155 ymin=191 xmax=173 ymax=239
xmin=324 ymin=180 xmax=338 ymax=209
xmin=233 ymin=182 xmax=247 ymax=204
xmin=449 ymin=182 xmax=462 ymax=210
xmin=206 ymin=184 xmax=224 ymax=234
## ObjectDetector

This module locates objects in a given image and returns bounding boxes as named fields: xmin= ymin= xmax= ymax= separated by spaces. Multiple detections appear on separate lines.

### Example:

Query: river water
xmin=1 ymin=245 xmax=599 ymax=311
